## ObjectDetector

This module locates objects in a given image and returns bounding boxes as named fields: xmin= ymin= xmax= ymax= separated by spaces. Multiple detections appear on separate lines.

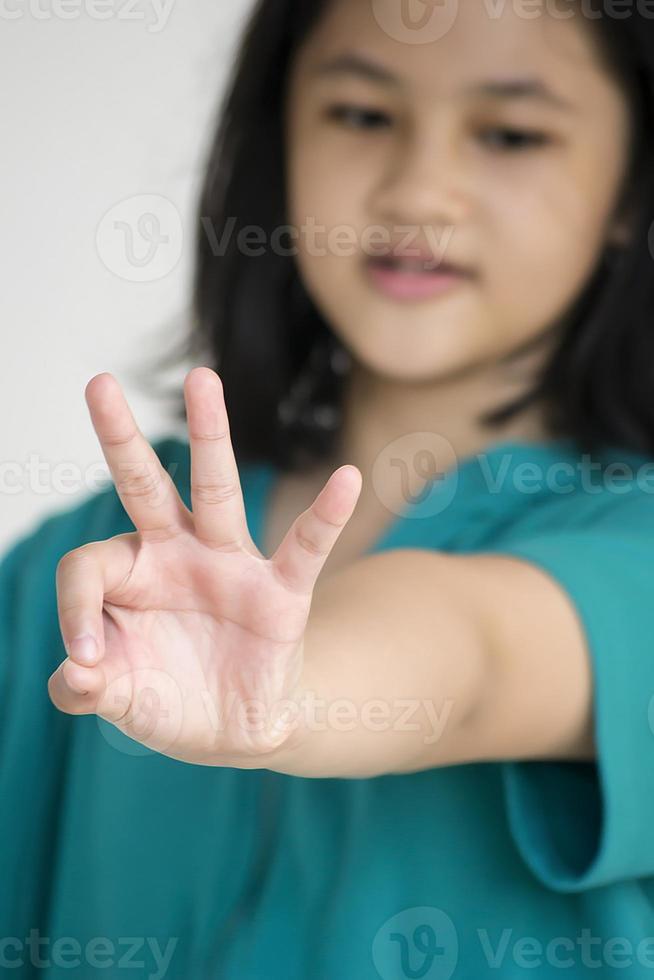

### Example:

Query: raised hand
xmin=48 ymin=368 xmax=362 ymax=766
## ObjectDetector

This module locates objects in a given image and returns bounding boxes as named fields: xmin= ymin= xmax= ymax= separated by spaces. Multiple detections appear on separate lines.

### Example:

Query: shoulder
xmin=489 ymin=441 xmax=654 ymax=541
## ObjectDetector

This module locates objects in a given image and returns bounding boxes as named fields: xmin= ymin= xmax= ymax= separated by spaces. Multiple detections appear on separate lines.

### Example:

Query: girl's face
xmin=285 ymin=0 xmax=632 ymax=383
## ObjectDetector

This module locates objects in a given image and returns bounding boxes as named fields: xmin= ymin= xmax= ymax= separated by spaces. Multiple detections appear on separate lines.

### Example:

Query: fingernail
xmin=69 ymin=634 xmax=98 ymax=665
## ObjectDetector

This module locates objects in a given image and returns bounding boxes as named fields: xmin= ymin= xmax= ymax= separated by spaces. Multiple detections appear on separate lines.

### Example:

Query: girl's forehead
xmin=297 ymin=0 xmax=604 ymax=94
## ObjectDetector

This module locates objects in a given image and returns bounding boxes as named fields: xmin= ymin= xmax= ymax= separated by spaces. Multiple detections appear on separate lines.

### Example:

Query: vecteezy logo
xmin=371 ymin=432 xmax=458 ymax=519
xmin=373 ymin=907 xmax=459 ymax=980
xmin=372 ymin=0 xmax=459 ymax=45
xmin=96 ymin=667 xmax=185 ymax=758
xmin=95 ymin=193 xmax=183 ymax=282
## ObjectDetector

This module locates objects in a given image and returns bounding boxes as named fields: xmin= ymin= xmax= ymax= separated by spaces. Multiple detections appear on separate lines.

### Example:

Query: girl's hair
xmin=154 ymin=0 xmax=654 ymax=470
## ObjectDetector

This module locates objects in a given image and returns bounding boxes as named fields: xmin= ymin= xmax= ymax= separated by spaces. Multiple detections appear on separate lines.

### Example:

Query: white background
xmin=0 ymin=0 xmax=251 ymax=554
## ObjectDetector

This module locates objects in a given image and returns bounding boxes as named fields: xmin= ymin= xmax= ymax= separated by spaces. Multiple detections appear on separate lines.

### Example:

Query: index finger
xmin=85 ymin=373 xmax=192 ymax=538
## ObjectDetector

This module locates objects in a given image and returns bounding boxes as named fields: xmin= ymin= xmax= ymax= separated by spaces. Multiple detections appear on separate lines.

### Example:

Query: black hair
xmin=149 ymin=0 xmax=654 ymax=470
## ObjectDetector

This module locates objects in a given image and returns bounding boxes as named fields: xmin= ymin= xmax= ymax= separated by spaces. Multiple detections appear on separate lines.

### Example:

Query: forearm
xmin=253 ymin=549 xmax=491 ymax=778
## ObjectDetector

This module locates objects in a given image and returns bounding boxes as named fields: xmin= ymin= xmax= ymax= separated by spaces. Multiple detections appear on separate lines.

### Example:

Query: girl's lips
xmin=365 ymin=258 xmax=472 ymax=302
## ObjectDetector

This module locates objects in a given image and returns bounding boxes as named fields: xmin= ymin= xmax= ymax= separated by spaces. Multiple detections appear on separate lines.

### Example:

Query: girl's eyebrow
xmin=310 ymin=52 xmax=578 ymax=113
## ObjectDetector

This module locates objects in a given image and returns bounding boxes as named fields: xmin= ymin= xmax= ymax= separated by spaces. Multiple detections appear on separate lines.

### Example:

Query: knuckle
xmin=193 ymin=429 xmax=230 ymax=443
xmin=47 ymin=686 xmax=66 ymax=712
xmin=198 ymin=536 xmax=245 ymax=555
xmin=117 ymin=467 xmax=161 ymax=501
xmin=47 ymin=676 xmax=81 ymax=715
xmin=103 ymin=428 xmax=136 ymax=449
xmin=58 ymin=598 xmax=86 ymax=619
xmin=294 ymin=525 xmax=327 ymax=559
xmin=56 ymin=545 xmax=94 ymax=577
xmin=193 ymin=480 xmax=240 ymax=507
xmin=140 ymin=522 xmax=184 ymax=542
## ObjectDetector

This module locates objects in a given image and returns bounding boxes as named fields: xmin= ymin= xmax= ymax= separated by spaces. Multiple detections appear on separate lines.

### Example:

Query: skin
xmin=48 ymin=368 xmax=595 ymax=777
xmin=49 ymin=369 xmax=363 ymax=766
xmin=48 ymin=1 xmax=632 ymax=774
xmin=276 ymin=0 xmax=633 ymax=580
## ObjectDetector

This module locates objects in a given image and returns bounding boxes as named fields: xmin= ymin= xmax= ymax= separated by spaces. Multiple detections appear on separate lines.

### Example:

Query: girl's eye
xmin=478 ymin=127 xmax=551 ymax=151
xmin=325 ymin=104 xmax=393 ymax=130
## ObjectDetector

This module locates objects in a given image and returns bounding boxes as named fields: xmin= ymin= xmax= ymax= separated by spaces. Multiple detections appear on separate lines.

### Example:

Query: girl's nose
xmin=370 ymin=131 xmax=470 ymax=230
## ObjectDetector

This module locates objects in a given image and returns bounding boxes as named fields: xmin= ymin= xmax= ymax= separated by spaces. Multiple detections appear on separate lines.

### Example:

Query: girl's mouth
xmin=365 ymin=255 xmax=473 ymax=302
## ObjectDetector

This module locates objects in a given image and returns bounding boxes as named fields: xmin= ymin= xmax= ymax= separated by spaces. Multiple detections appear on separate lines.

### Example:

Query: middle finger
xmin=184 ymin=367 xmax=249 ymax=550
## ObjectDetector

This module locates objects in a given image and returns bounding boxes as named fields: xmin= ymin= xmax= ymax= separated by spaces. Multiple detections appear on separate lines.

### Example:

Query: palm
xmin=48 ymin=369 xmax=361 ymax=766
xmin=97 ymin=533 xmax=311 ymax=762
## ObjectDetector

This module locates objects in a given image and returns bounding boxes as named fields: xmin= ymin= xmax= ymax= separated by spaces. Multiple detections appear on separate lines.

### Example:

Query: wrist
xmin=216 ymin=638 xmax=313 ymax=773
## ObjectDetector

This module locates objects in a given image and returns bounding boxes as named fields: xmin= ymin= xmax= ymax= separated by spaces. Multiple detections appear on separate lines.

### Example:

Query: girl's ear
xmin=608 ymin=220 xmax=632 ymax=247
xmin=607 ymin=202 xmax=637 ymax=247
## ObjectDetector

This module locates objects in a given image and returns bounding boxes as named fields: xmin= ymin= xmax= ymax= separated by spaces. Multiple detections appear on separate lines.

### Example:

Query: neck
xmin=329 ymin=346 xmax=554 ymax=488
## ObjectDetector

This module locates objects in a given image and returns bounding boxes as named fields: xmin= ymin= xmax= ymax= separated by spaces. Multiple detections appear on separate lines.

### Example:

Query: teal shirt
xmin=2 ymin=436 xmax=654 ymax=978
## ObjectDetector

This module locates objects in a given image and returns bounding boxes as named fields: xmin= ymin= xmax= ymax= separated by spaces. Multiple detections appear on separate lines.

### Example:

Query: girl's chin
xmin=340 ymin=309 xmax=478 ymax=352
xmin=341 ymin=339 xmax=481 ymax=383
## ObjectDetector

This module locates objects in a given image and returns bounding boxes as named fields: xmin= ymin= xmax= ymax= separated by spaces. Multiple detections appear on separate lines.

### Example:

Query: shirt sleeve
xmin=0 ymin=448 xmax=178 ymax=936
xmin=483 ymin=502 xmax=654 ymax=893
xmin=0 ymin=490 xmax=131 ymax=726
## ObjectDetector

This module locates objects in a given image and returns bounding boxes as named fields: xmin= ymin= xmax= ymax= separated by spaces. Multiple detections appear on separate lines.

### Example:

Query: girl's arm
xmin=260 ymin=548 xmax=595 ymax=778
xmin=50 ymin=370 xmax=594 ymax=777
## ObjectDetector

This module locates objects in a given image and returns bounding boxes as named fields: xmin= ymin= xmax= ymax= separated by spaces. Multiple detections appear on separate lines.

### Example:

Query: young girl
xmin=3 ymin=0 xmax=654 ymax=976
